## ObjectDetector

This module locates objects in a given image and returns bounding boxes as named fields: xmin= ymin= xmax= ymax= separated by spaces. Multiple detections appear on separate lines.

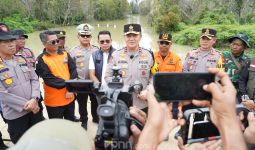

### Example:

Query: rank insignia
xmin=83 ymin=25 xmax=89 ymax=31
xmin=129 ymin=25 xmax=134 ymax=32
xmin=4 ymin=78 xmax=12 ymax=85
xmin=162 ymin=34 xmax=168 ymax=40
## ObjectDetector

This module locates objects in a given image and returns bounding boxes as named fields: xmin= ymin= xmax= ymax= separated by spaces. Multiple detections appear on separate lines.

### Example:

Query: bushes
xmin=173 ymin=24 xmax=255 ymax=53
xmin=195 ymin=9 xmax=238 ymax=25
xmin=2 ymin=13 xmax=54 ymax=33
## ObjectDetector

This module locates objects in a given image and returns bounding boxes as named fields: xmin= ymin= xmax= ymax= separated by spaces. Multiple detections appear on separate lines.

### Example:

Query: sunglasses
xmin=47 ymin=39 xmax=59 ymax=45
xmin=79 ymin=34 xmax=91 ymax=38
xmin=159 ymin=41 xmax=170 ymax=45
xmin=99 ymin=40 xmax=111 ymax=44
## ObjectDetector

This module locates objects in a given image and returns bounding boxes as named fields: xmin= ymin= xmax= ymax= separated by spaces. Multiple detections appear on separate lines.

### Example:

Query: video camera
xmin=66 ymin=66 xmax=143 ymax=150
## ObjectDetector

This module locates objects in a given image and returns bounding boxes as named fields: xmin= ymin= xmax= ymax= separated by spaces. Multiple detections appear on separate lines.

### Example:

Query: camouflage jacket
xmin=223 ymin=51 xmax=250 ymax=89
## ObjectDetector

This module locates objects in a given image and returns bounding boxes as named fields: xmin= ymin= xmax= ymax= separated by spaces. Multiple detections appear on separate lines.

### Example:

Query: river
xmin=26 ymin=15 xmax=192 ymax=60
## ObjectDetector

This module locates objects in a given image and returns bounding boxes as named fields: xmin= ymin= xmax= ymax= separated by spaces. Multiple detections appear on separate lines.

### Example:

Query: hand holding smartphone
xmin=153 ymin=72 xmax=215 ymax=102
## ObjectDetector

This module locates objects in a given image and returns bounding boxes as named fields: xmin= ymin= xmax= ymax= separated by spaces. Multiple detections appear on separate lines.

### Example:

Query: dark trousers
xmin=77 ymin=93 xmax=98 ymax=123
xmin=7 ymin=112 xmax=43 ymax=144
xmin=46 ymin=101 xmax=75 ymax=121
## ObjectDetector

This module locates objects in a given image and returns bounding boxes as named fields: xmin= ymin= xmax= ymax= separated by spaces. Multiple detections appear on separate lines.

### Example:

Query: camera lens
xmin=98 ymin=105 xmax=114 ymax=120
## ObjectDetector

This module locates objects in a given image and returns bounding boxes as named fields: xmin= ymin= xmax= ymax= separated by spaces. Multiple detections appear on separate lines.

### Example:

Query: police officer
xmin=11 ymin=30 xmax=36 ymax=68
xmin=183 ymin=28 xmax=224 ymax=73
xmin=154 ymin=33 xmax=182 ymax=72
xmin=69 ymin=23 xmax=99 ymax=129
xmin=223 ymin=33 xmax=251 ymax=102
xmin=0 ymin=31 xmax=43 ymax=143
xmin=104 ymin=24 xmax=156 ymax=111
xmin=54 ymin=30 xmax=71 ymax=52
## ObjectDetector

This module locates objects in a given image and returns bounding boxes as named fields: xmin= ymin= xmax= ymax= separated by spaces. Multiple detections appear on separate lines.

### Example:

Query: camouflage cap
xmin=228 ymin=33 xmax=251 ymax=48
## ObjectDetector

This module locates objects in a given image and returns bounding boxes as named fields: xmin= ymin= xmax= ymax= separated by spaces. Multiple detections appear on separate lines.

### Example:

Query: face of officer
xmin=231 ymin=38 xmax=246 ymax=56
xmin=158 ymin=40 xmax=171 ymax=54
xmin=200 ymin=36 xmax=216 ymax=51
xmin=16 ymin=36 xmax=26 ymax=49
xmin=124 ymin=33 xmax=141 ymax=51
xmin=78 ymin=34 xmax=92 ymax=46
xmin=0 ymin=39 xmax=16 ymax=57
xmin=44 ymin=35 xmax=59 ymax=53
xmin=98 ymin=34 xmax=112 ymax=52
xmin=58 ymin=37 xmax=65 ymax=48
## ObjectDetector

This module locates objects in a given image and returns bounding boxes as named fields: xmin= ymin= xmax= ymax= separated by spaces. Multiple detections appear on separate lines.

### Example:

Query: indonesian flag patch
xmin=250 ymin=63 xmax=255 ymax=68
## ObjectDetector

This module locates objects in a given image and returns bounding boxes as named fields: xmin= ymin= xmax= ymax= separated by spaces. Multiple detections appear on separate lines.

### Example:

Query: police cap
xmin=201 ymin=28 xmax=217 ymax=39
xmin=76 ymin=23 xmax=93 ymax=35
xmin=124 ymin=24 xmax=141 ymax=35
xmin=54 ymin=30 xmax=66 ymax=38
xmin=11 ymin=29 xmax=28 ymax=39
xmin=159 ymin=33 xmax=172 ymax=43
xmin=0 ymin=31 xmax=16 ymax=41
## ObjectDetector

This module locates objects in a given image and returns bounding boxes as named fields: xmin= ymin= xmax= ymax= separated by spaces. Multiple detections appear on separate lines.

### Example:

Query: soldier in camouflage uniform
xmin=223 ymin=33 xmax=251 ymax=102
xmin=69 ymin=23 xmax=99 ymax=129
xmin=105 ymin=24 xmax=157 ymax=111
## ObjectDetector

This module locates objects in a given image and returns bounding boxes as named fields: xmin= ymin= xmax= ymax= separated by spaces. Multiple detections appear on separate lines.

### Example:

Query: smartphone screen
xmin=65 ymin=80 xmax=94 ymax=93
xmin=153 ymin=72 xmax=215 ymax=101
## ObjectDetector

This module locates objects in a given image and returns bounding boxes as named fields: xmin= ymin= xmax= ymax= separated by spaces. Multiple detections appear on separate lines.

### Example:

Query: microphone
xmin=130 ymin=55 xmax=134 ymax=59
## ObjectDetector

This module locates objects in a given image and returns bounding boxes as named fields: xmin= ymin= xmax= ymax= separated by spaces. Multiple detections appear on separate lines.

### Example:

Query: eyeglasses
xmin=79 ymin=34 xmax=91 ymax=38
xmin=159 ymin=41 xmax=170 ymax=45
xmin=47 ymin=39 xmax=59 ymax=45
xmin=99 ymin=40 xmax=111 ymax=44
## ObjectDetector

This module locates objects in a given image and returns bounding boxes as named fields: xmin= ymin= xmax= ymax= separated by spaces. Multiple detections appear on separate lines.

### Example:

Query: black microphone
xmin=130 ymin=55 xmax=134 ymax=59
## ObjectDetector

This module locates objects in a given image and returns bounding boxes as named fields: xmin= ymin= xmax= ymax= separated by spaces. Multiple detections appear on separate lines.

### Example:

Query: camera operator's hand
xmin=137 ymin=89 xmax=147 ymax=100
xmin=242 ymin=100 xmax=255 ymax=111
xmin=192 ymin=68 xmax=246 ymax=150
xmin=129 ymin=106 xmax=147 ymax=146
xmin=244 ymin=112 xmax=255 ymax=144
xmin=136 ymin=85 xmax=177 ymax=150
xmin=177 ymin=136 xmax=223 ymax=150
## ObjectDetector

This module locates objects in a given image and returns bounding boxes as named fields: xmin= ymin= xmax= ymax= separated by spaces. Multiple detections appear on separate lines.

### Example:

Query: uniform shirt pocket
xmin=20 ymin=66 xmax=31 ymax=80
xmin=248 ymin=67 xmax=255 ymax=80
xmin=76 ymin=57 xmax=85 ymax=69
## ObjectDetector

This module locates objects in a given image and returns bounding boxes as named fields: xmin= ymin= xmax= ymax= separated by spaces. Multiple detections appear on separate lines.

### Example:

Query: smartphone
xmin=153 ymin=72 xmax=215 ymax=101
xmin=65 ymin=79 xmax=94 ymax=93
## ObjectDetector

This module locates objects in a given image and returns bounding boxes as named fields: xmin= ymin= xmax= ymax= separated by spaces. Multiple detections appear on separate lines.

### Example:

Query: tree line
xmin=0 ymin=0 xmax=130 ymax=33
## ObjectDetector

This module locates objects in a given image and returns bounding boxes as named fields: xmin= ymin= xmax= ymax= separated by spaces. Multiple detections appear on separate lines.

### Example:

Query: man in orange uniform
xmin=154 ymin=33 xmax=182 ymax=72
xmin=36 ymin=30 xmax=77 ymax=121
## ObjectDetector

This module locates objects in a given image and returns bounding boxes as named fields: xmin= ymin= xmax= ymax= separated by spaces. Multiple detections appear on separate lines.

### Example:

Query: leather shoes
xmin=81 ymin=122 xmax=87 ymax=130
xmin=73 ymin=116 xmax=80 ymax=122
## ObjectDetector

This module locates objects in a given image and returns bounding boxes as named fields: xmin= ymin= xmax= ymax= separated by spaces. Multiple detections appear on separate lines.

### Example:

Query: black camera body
xmin=95 ymin=66 xmax=143 ymax=150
